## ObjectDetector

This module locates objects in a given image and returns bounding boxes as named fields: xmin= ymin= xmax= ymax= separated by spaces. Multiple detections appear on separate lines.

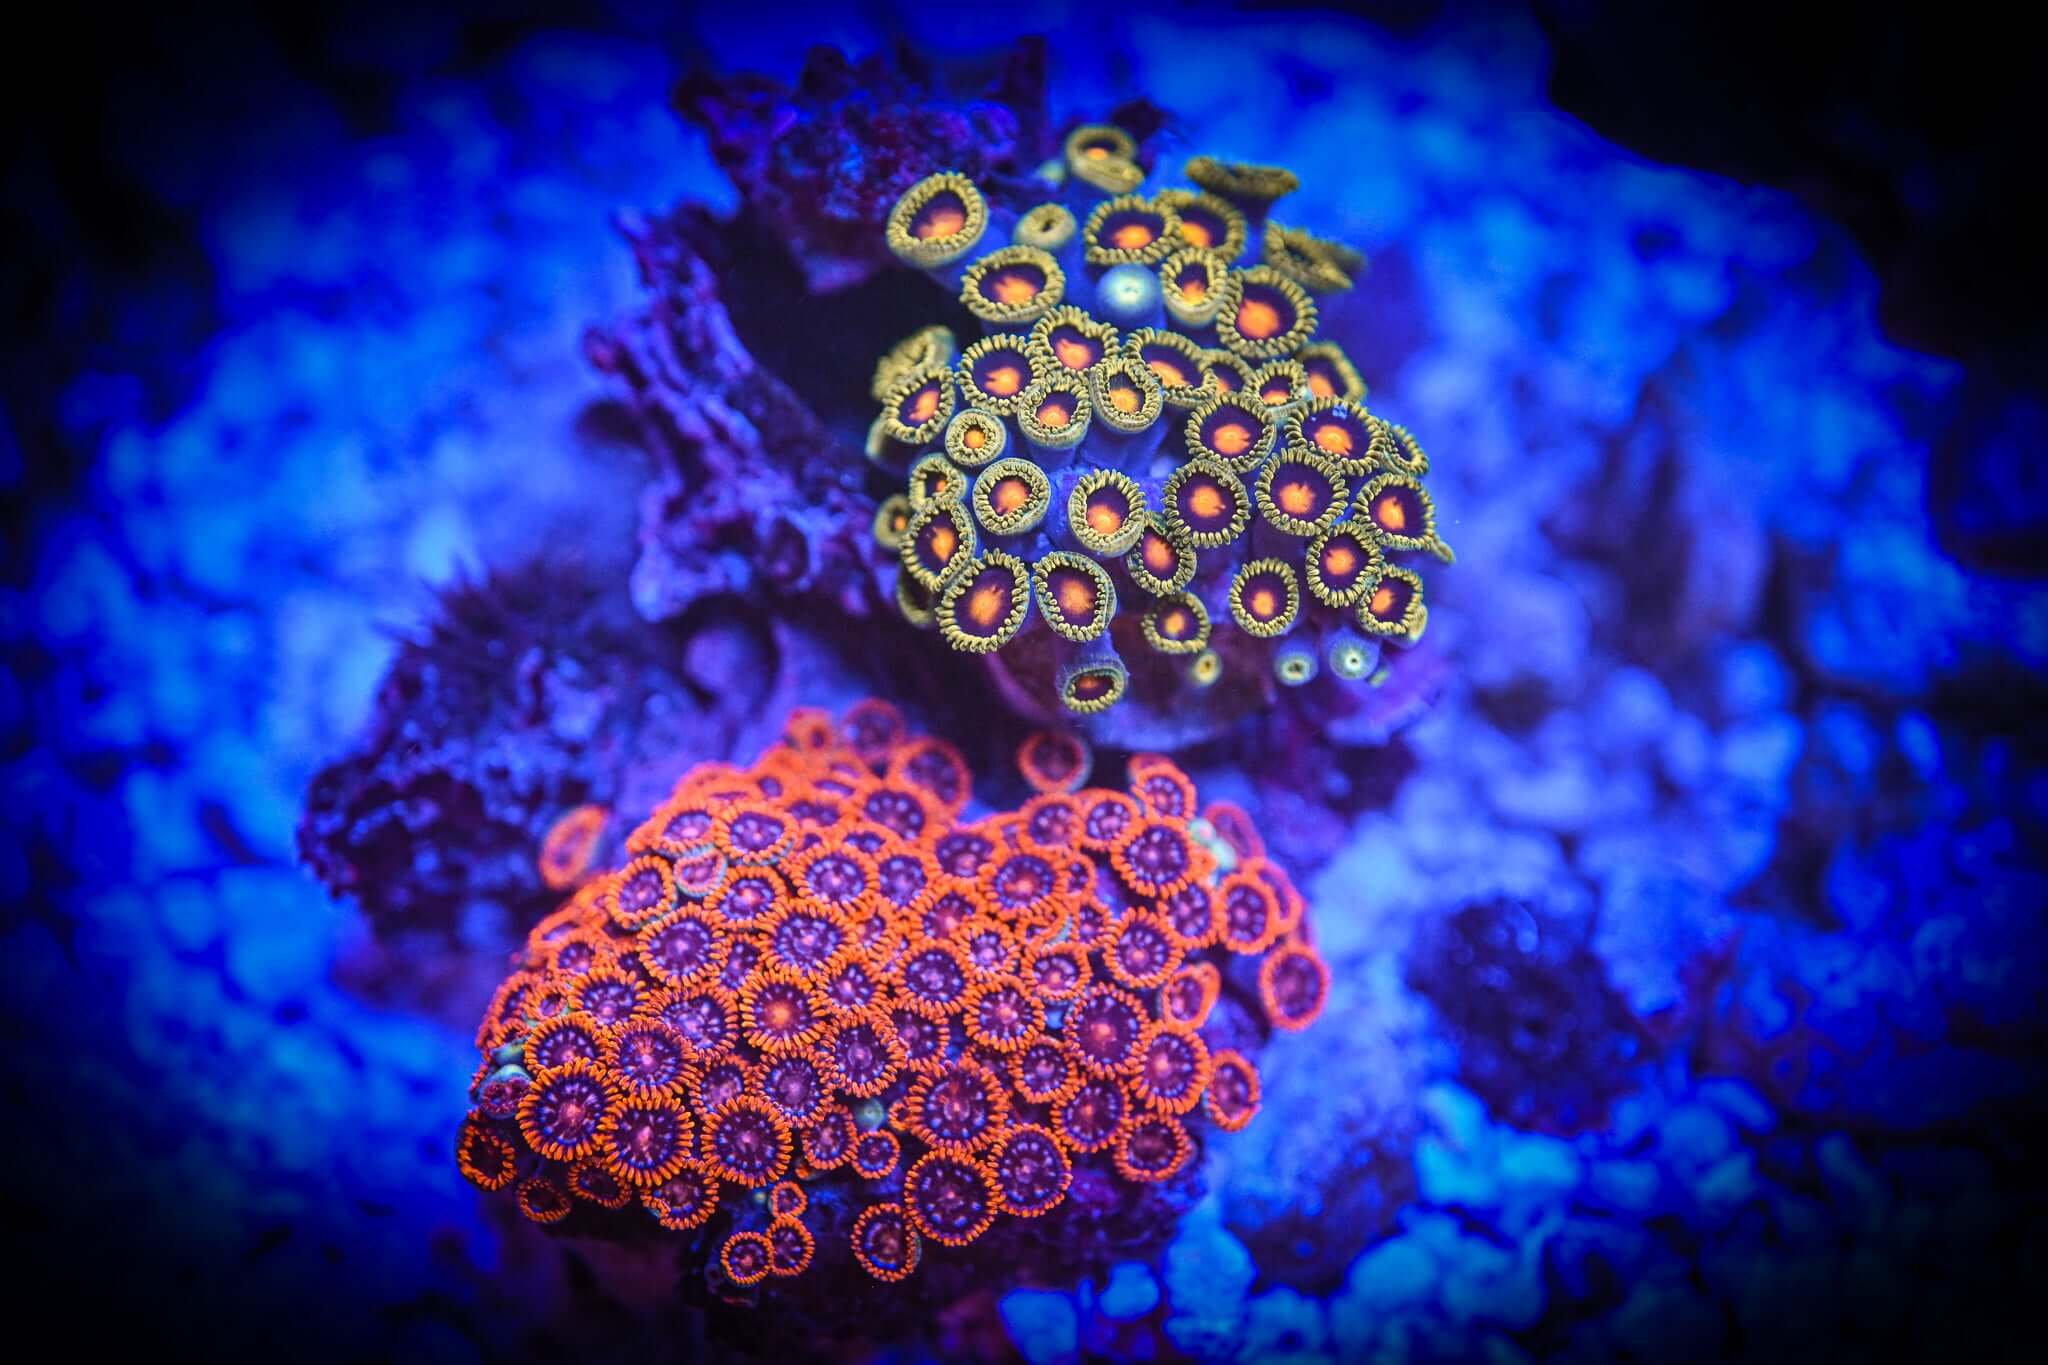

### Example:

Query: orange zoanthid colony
xmin=459 ymin=701 xmax=1327 ymax=1287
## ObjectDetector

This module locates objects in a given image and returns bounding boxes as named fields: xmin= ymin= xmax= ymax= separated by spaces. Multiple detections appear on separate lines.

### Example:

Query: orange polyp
xmin=1249 ymin=587 xmax=1279 ymax=618
xmin=1085 ymin=145 xmax=1110 ymax=159
xmin=540 ymin=805 xmax=608 ymax=889
xmin=1086 ymin=500 xmax=1126 ymax=535
xmin=1037 ymin=398 xmax=1073 ymax=429
xmin=993 ymin=478 xmax=1031 ymax=514
xmin=1312 ymin=423 xmax=1352 ymax=456
xmin=1146 ymin=355 xmax=1191 ymax=387
xmin=1056 ymin=577 xmax=1096 ymax=618
xmin=1073 ymin=674 xmax=1111 ymax=699
xmin=968 ymin=584 xmax=1009 ymax=629
xmin=929 ymin=524 xmax=958 ymax=561
xmin=1163 ymin=608 xmax=1192 ymax=638
xmin=1209 ymin=420 xmax=1253 ymax=457
xmin=1181 ymin=219 xmax=1214 ymax=248
xmin=1308 ymin=370 xmax=1336 ymax=398
xmin=1143 ymin=536 xmax=1175 ymax=572
xmin=1277 ymin=479 xmax=1319 ymax=517
xmin=1325 ymin=543 xmax=1359 ymax=576
xmin=1370 ymin=584 xmax=1396 ymax=616
xmin=1177 ymin=270 xmax=1208 ymax=301
xmin=1375 ymin=494 xmax=1408 ymax=532
xmin=964 ymin=426 xmax=987 ymax=449
xmin=1106 ymin=378 xmax=1141 ymax=414
xmin=1237 ymin=297 xmax=1283 ymax=339
xmin=914 ymin=196 xmax=966 ymax=240
xmin=907 ymin=387 xmax=940 ymax=425
xmin=1261 ymin=382 xmax=1289 ymax=405
xmin=1188 ymin=484 xmax=1226 ymax=521
xmin=990 ymin=270 xmax=1041 ymax=306
xmin=984 ymin=364 xmax=1024 ymax=397
xmin=1053 ymin=335 xmax=1095 ymax=370
xmin=1110 ymin=222 xmax=1156 ymax=250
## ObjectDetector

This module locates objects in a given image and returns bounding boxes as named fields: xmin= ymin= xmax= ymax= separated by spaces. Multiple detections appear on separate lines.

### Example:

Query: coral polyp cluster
xmin=458 ymin=702 xmax=1325 ymax=1292
xmin=868 ymin=138 xmax=1451 ymax=727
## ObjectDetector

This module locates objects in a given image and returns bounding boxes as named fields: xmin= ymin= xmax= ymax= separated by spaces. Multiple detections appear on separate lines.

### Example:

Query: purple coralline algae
xmin=585 ymin=209 xmax=888 ymax=626
xmin=1407 ymin=896 xmax=1662 ymax=1138
xmin=675 ymin=43 xmax=1059 ymax=293
xmin=297 ymin=556 xmax=818 ymax=957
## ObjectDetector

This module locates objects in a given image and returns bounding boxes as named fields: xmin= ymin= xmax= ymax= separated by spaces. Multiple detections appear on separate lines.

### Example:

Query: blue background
xmin=5 ymin=2 xmax=2044 ymax=1360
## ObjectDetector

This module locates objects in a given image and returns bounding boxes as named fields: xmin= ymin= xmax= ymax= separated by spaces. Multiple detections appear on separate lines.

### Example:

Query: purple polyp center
xmin=907 ymin=750 xmax=964 ymax=806
xmin=730 ymin=812 xmax=783 ymax=851
xmin=1272 ymin=955 xmax=1320 ymax=1013
xmin=724 ymin=877 xmax=774 ymax=920
xmin=1001 ymin=1132 xmax=1064 ymax=1207
xmin=1119 ymin=925 xmax=1169 ymax=970
xmin=1063 ymin=1083 xmax=1123 ymax=1143
xmin=925 ymin=892 xmax=972 ymax=938
xmin=977 ymin=987 xmax=1028 ymax=1036
xmin=1035 ymin=954 xmax=1078 ymax=991
xmin=995 ymin=856 xmax=1053 ymax=906
xmin=1028 ymin=807 xmax=1070 ymax=843
xmin=905 ymin=951 xmax=965 ymax=1002
xmin=1146 ymin=1037 xmax=1194 ymax=1091
xmin=1140 ymin=775 xmax=1187 ymax=815
xmin=878 ymin=855 xmax=927 ymax=905
xmin=617 ymin=1109 xmax=684 ymax=1167
xmin=654 ymin=920 xmax=713 ymax=970
xmin=1085 ymin=802 xmax=1129 ymax=843
xmin=775 ymin=913 xmax=844 ymax=968
xmin=829 ymin=965 xmax=874 ymax=1007
xmin=621 ymin=868 xmax=663 ymax=912
xmin=1020 ymin=1046 xmax=1067 ymax=1092
xmin=702 ymin=1068 xmax=744 ymax=1107
xmin=897 ymin=1014 xmax=942 ymax=1060
xmin=837 ymin=1029 xmax=881 ymax=1079
xmin=536 ymin=1027 xmax=595 ymax=1068
xmin=969 ymin=934 xmax=1008 ymax=971
xmin=866 ymin=790 xmax=925 ymax=838
xmin=862 ymin=1215 xmax=909 ymax=1267
xmin=767 ymin=1060 xmax=819 ymax=1112
xmin=807 ymin=855 xmax=865 ymax=902
xmin=540 ymin=1076 xmax=607 ymax=1141
xmin=1129 ymin=826 xmax=1189 ymax=879
xmin=935 ymin=832 xmax=990 ymax=875
xmin=925 ymin=1072 xmax=994 ymax=1142
xmin=665 ymin=810 xmax=713 ymax=843
xmin=620 ymin=1029 xmax=679 ymax=1081
xmin=716 ymin=1114 xmax=777 ymax=1171
xmin=914 ymin=1160 xmax=988 ymax=1233
xmin=1227 ymin=885 xmax=1271 ymax=937
xmin=1126 ymin=1121 xmax=1177 ymax=1170
xmin=1073 ymin=997 xmax=1138 ymax=1059
xmin=586 ymin=981 xmax=636 ymax=1023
